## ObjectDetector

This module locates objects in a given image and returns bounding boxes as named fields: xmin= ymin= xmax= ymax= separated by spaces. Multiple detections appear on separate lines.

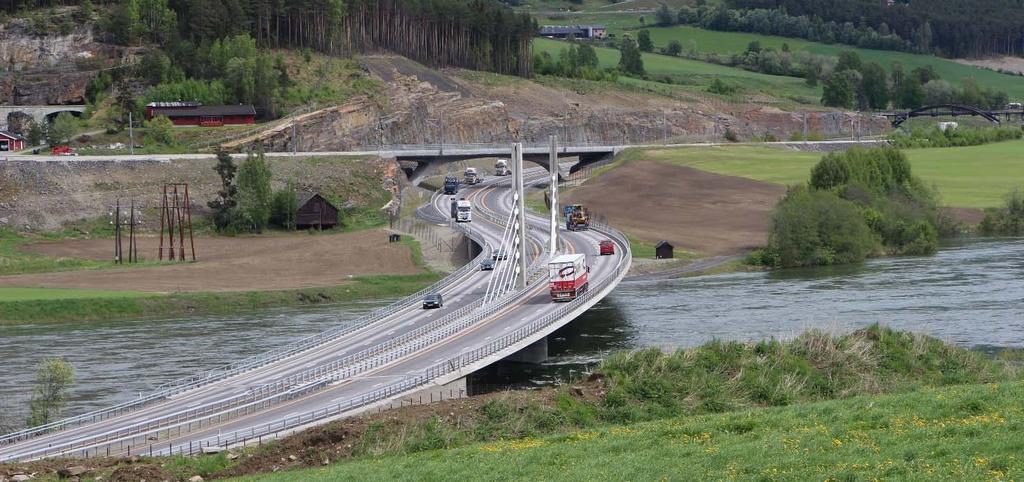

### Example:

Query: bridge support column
xmin=504 ymin=337 xmax=549 ymax=364
xmin=512 ymin=143 xmax=528 ymax=288
xmin=548 ymin=135 xmax=559 ymax=255
xmin=404 ymin=159 xmax=442 ymax=186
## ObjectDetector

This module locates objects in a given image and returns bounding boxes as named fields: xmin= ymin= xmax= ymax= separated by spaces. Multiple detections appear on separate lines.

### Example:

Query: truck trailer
xmin=456 ymin=199 xmax=472 ymax=222
xmin=548 ymin=253 xmax=588 ymax=302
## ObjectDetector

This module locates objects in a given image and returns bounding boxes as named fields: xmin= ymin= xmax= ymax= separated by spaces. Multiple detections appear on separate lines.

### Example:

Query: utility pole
xmin=291 ymin=123 xmax=297 ymax=155
xmin=512 ymin=142 xmax=528 ymax=288
xmin=128 ymin=112 xmax=134 ymax=155
xmin=548 ymin=135 xmax=559 ymax=255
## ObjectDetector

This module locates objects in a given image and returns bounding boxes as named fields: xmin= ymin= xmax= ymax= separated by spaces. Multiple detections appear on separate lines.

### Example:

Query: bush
xmin=762 ymin=187 xmax=878 ymax=267
xmin=889 ymin=125 xmax=1023 ymax=149
xmin=723 ymin=128 xmax=739 ymax=142
xmin=144 ymin=116 xmax=175 ymax=145
xmin=270 ymin=185 xmax=298 ymax=230
xmin=979 ymin=188 xmax=1024 ymax=236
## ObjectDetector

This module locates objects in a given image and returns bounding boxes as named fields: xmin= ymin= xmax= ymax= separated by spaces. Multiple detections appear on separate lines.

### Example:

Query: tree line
xmin=723 ymin=0 xmax=1024 ymax=58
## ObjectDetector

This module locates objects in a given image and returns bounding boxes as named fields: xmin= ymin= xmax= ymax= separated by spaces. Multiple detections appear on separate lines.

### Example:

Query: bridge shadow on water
xmin=467 ymin=298 xmax=634 ymax=395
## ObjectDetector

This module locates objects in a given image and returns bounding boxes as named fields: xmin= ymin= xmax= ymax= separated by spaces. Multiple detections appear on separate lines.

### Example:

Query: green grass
xmin=0 ymin=273 xmax=440 ymax=325
xmin=536 ymin=15 xmax=1024 ymax=99
xmin=236 ymin=381 xmax=1024 ymax=481
xmin=533 ymin=38 xmax=822 ymax=103
xmin=635 ymin=141 xmax=1024 ymax=208
xmin=0 ymin=227 xmax=131 ymax=276
xmin=230 ymin=326 xmax=1023 ymax=482
xmin=0 ymin=287 xmax=151 ymax=302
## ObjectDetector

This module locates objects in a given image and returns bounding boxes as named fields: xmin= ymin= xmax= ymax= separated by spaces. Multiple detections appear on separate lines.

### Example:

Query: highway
xmin=0 ymin=167 xmax=630 ymax=461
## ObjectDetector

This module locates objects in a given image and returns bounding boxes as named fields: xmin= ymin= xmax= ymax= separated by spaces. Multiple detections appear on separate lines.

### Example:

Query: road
xmin=0 ymin=169 xmax=628 ymax=461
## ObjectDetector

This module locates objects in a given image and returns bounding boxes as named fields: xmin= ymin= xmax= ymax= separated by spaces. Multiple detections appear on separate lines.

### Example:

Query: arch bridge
xmin=880 ymin=104 xmax=1014 ymax=128
xmin=0 ymin=105 xmax=87 ymax=126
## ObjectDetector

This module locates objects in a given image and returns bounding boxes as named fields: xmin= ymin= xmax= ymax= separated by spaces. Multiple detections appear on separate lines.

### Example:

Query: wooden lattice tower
xmin=159 ymin=183 xmax=196 ymax=261
xmin=111 ymin=199 xmax=141 ymax=264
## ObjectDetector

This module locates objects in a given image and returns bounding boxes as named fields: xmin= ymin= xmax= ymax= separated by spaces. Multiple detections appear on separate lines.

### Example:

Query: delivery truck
xmin=548 ymin=253 xmax=588 ymax=302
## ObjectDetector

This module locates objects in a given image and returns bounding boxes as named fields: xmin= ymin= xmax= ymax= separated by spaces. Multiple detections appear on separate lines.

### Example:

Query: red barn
xmin=145 ymin=102 xmax=256 ymax=127
xmin=0 ymin=131 xmax=25 ymax=151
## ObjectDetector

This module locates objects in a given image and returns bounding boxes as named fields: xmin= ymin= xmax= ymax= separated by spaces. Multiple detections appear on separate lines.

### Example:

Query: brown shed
xmin=655 ymin=241 xmax=674 ymax=259
xmin=296 ymin=192 xmax=339 ymax=230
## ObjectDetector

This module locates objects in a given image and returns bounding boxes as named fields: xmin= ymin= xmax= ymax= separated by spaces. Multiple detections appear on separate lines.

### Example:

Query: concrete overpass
xmin=0 ymin=105 xmax=87 ymax=126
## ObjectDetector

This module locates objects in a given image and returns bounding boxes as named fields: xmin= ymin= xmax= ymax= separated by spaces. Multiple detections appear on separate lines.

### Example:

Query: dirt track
xmin=0 ymin=229 xmax=422 ymax=292
xmin=564 ymin=161 xmax=786 ymax=255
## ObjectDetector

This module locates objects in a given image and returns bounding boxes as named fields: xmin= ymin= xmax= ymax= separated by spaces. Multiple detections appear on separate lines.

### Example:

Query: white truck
xmin=548 ymin=253 xmax=588 ymax=302
xmin=456 ymin=199 xmax=472 ymax=222
xmin=494 ymin=159 xmax=511 ymax=176
xmin=464 ymin=167 xmax=481 ymax=185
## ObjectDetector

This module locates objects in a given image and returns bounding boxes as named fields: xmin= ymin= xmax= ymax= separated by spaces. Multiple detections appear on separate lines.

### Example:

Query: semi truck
xmin=443 ymin=175 xmax=460 ymax=195
xmin=455 ymin=199 xmax=472 ymax=222
xmin=494 ymin=159 xmax=511 ymax=176
xmin=548 ymin=253 xmax=588 ymax=302
xmin=563 ymin=204 xmax=590 ymax=231
xmin=464 ymin=167 xmax=481 ymax=185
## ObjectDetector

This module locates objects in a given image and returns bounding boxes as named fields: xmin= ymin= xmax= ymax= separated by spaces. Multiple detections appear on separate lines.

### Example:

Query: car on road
xmin=599 ymin=240 xmax=615 ymax=256
xmin=493 ymin=250 xmax=509 ymax=261
xmin=480 ymin=258 xmax=495 ymax=271
xmin=422 ymin=293 xmax=444 ymax=309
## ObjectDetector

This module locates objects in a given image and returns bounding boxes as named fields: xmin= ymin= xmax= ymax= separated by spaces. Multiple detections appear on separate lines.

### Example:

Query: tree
xmin=860 ymin=62 xmax=890 ymax=110
xmin=664 ymin=40 xmax=683 ymax=56
xmin=236 ymin=149 xmax=273 ymax=231
xmin=922 ymin=79 xmax=955 ymax=105
xmin=145 ymin=116 xmax=175 ymax=145
xmin=835 ymin=50 xmax=862 ymax=73
xmin=26 ymin=121 xmax=44 ymax=146
xmin=618 ymin=36 xmax=646 ymax=76
xmin=637 ymin=30 xmax=653 ymax=52
xmin=897 ymin=78 xmax=925 ymax=109
xmin=138 ymin=49 xmax=172 ymax=85
xmin=46 ymin=113 xmax=78 ymax=146
xmin=114 ymin=79 xmax=139 ymax=130
xmin=208 ymin=151 xmax=238 ymax=231
xmin=822 ymin=70 xmax=860 ymax=109
xmin=27 ymin=358 xmax=74 ymax=427
xmin=655 ymin=3 xmax=674 ymax=26
xmin=270 ymin=181 xmax=298 ymax=230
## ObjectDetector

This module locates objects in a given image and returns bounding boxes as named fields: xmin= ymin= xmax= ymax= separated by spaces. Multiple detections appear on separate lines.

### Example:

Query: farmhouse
xmin=145 ymin=102 xmax=257 ymax=127
xmin=0 ymin=130 xmax=25 ymax=151
xmin=538 ymin=25 xmax=606 ymax=39
xmin=296 ymin=192 xmax=339 ymax=230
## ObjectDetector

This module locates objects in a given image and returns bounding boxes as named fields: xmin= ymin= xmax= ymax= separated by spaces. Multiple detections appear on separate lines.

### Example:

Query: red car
xmin=599 ymin=240 xmax=615 ymax=256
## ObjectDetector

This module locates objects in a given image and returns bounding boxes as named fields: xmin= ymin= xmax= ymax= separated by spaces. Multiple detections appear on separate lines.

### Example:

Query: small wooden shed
xmin=655 ymin=241 xmax=674 ymax=259
xmin=296 ymin=192 xmax=339 ymax=230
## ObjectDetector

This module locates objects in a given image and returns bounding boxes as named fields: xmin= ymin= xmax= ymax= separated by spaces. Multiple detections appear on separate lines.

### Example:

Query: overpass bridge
xmin=0 ymin=138 xmax=631 ymax=462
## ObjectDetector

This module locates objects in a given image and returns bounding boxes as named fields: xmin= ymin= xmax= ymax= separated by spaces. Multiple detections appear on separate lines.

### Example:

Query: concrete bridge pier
xmin=402 ymin=158 xmax=444 ymax=186
xmin=570 ymin=152 xmax=615 ymax=175
xmin=503 ymin=337 xmax=548 ymax=364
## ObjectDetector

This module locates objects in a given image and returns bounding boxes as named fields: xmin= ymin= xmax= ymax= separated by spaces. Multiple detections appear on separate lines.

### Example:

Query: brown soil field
xmin=564 ymin=161 xmax=786 ymax=255
xmin=0 ymin=229 xmax=422 ymax=292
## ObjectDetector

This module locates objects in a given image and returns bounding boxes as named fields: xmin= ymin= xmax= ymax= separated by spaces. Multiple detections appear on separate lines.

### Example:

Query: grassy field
xmin=0 ymin=273 xmax=440 ymax=325
xmin=532 ymin=11 xmax=1024 ymax=99
xmin=533 ymin=38 xmax=821 ymax=103
xmin=635 ymin=141 xmax=1024 ymax=208
xmin=237 ymin=380 xmax=1024 ymax=481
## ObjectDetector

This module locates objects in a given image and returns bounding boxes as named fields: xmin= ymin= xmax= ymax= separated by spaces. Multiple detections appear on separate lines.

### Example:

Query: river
xmin=2 ymin=239 xmax=1022 ymax=423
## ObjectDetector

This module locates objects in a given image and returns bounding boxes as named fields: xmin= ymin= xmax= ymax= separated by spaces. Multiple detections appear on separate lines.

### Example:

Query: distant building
xmin=538 ymin=25 xmax=606 ymax=40
xmin=655 ymin=241 xmax=674 ymax=259
xmin=145 ymin=102 xmax=257 ymax=127
xmin=0 ymin=130 xmax=25 ymax=151
xmin=296 ymin=192 xmax=339 ymax=230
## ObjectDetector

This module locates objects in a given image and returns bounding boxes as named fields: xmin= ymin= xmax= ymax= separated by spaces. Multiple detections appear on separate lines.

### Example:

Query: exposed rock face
xmin=0 ymin=69 xmax=93 ymax=105
xmin=6 ymin=110 xmax=34 ymax=135
xmin=0 ymin=17 xmax=95 ymax=71
xmin=254 ymin=55 xmax=889 ymax=151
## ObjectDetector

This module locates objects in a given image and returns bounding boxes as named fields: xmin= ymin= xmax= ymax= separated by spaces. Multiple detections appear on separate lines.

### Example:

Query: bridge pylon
xmin=512 ymin=142 xmax=528 ymax=288
xmin=548 ymin=135 xmax=559 ymax=255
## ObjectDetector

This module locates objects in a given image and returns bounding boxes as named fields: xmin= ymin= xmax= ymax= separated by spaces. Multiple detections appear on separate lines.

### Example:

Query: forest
xmin=724 ymin=0 xmax=1024 ymax=58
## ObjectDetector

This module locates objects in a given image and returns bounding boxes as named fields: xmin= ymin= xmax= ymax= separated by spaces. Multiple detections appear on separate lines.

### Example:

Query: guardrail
xmin=145 ymin=223 xmax=631 ymax=458
xmin=0 ymin=191 xmax=495 ymax=447
xmin=0 ymin=177 xmax=557 ymax=460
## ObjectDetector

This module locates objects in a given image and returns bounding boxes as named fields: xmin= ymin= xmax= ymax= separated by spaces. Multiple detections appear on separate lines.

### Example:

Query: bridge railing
xmin=141 ymin=223 xmax=631 ymax=459
xmin=0 ymin=194 xmax=494 ymax=448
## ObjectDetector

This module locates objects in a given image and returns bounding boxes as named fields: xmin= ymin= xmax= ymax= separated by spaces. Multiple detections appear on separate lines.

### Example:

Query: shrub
xmin=889 ymin=125 xmax=1023 ymax=149
xmin=723 ymin=128 xmax=739 ymax=142
xmin=979 ymin=188 xmax=1024 ymax=236
xmin=144 ymin=115 xmax=175 ymax=145
xmin=763 ymin=187 xmax=878 ymax=267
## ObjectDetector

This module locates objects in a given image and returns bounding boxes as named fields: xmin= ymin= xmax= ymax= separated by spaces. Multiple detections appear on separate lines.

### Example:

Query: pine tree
xmin=618 ymin=36 xmax=646 ymax=76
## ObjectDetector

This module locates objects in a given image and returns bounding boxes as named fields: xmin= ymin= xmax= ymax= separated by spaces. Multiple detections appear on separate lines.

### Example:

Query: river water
xmin=2 ymin=239 xmax=1022 ymax=422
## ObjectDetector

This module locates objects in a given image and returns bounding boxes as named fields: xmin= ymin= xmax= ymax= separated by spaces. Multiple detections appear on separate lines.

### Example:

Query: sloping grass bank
xmin=0 ymin=273 xmax=440 ymax=325
xmin=220 ymin=325 xmax=1021 ymax=481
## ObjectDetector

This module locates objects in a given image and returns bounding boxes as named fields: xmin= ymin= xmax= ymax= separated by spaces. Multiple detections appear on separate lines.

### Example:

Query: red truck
xmin=549 ymin=253 xmax=588 ymax=302
xmin=51 ymin=146 xmax=76 ymax=156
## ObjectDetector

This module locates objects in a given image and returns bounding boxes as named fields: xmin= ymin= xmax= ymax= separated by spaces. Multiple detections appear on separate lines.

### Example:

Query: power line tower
xmin=158 ymin=183 xmax=196 ymax=261
xmin=110 ymin=199 xmax=142 ymax=264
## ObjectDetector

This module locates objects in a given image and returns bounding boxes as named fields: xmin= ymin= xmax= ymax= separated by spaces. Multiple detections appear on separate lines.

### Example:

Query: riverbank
xmin=0 ymin=273 xmax=441 ymax=325
xmin=3 ymin=326 xmax=1019 ymax=480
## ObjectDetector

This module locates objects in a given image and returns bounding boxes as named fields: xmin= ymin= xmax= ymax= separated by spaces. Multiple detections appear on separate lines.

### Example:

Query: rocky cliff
xmin=252 ymin=55 xmax=889 ymax=152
